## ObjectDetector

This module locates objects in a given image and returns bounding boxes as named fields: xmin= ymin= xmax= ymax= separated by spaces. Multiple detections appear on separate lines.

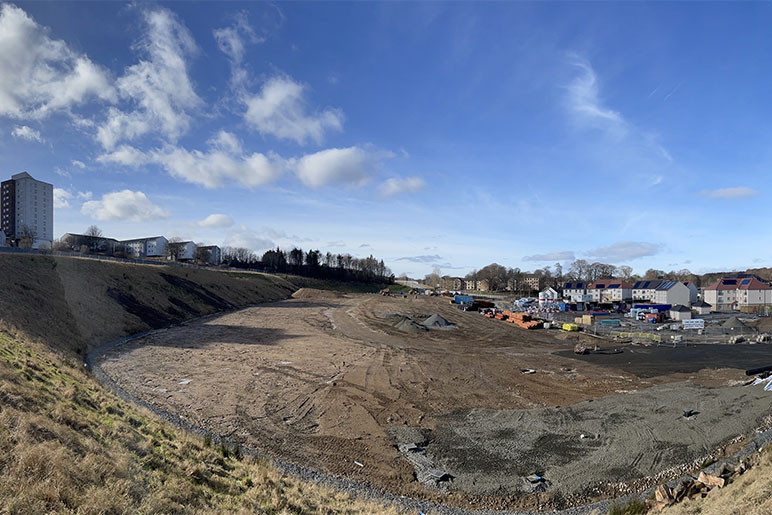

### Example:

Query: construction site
xmin=95 ymin=288 xmax=772 ymax=512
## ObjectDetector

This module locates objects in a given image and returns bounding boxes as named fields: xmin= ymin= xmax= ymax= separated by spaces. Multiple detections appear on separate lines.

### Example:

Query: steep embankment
xmin=0 ymin=254 xmax=393 ymax=514
xmin=0 ymin=255 xmax=297 ymax=356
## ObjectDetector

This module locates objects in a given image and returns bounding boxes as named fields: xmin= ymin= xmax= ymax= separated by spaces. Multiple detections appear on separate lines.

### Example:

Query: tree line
xmin=423 ymin=259 xmax=706 ymax=293
xmin=228 ymin=247 xmax=394 ymax=284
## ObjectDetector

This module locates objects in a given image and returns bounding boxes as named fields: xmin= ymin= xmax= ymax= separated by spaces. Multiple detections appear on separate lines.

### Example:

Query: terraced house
xmin=703 ymin=277 xmax=772 ymax=312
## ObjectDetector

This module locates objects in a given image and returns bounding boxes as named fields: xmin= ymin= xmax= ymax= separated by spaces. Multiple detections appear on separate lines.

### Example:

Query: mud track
xmin=97 ymin=292 xmax=772 ymax=511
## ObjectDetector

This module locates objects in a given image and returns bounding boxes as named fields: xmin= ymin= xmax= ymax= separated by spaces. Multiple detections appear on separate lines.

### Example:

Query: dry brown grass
xmin=0 ymin=331 xmax=400 ymax=514
xmin=0 ymin=254 xmax=297 ymax=357
xmin=659 ymin=448 xmax=772 ymax=515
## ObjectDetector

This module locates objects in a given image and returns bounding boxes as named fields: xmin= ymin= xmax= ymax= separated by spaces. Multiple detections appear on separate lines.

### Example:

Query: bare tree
xmin=618 ymin=265 xmax=634 ymax=282
xmin=195 ymin=244 xmax=211 ymax=265
xmin=85 ymin=225 xmax=104 ymax=252
xmin=166 ymin=236 xmax=185 ymax=261
xmin=18 ymin=225 xmax=35 ymax=249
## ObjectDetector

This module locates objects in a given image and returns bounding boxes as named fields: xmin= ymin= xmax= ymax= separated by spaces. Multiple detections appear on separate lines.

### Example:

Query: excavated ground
xmin=98 ymin=292 xmax=772 ymax=511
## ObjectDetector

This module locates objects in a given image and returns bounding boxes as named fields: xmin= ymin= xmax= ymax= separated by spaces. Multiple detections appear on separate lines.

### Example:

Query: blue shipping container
xmin=454 ymin=295 xmax=474 ymax=304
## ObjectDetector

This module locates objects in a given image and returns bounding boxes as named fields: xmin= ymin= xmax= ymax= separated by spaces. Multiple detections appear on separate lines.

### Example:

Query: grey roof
xmin=692 ymin=301 xmax=712 ymax=308
xmin=655 ymin=280 xmax=680 ymax=291
xmin=670 ymin=304 xmax=691 ymax=312
xmin=121 ymin=236 xmax=166 ymax=243
xmin=633 ymin=279 xmax=664 ymax=289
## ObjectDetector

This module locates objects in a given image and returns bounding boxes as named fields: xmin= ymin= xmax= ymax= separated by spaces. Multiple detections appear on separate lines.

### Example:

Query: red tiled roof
xmin=738 ymin=278 xmax=772 ymax=290
xmin=704 ymin=278 xmax=772 ymax=291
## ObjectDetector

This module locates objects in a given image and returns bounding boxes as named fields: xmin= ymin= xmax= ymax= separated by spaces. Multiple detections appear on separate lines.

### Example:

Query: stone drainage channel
xmin=85 ymin=317 xmax=772 ymax=515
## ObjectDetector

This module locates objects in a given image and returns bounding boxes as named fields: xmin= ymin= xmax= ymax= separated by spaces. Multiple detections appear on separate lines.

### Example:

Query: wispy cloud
xmin=523 ymin=250 xmax=576 ymax=262
xmin=565 ymin=55 xmax=626 ymax=136
xmin=379 ymin=176 xmax=426 ymax=197
xmin=11 ymin=125 xmax=44 ymax=142
xmin=396 ymin=254 xmax=443 ymax=263
xmin=699 ymin=187 xmax=758 ymax=199
xmin=585 ymin=241 xmax=662 ymax=262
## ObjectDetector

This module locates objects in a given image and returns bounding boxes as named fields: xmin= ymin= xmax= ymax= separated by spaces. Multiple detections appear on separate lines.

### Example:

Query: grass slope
xmin=0 ymin=254 xmax=397 ymax=514
xmin=0 ymin=332 xmax=395 ymax=514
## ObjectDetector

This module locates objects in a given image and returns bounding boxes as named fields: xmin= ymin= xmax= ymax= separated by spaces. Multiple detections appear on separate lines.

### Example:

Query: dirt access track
xmin=98 ymin=291 xmax=772 ymax=511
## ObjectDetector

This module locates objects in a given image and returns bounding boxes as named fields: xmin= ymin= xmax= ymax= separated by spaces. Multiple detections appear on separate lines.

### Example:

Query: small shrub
xmin=203 ymin=434 xmax=211 ymax=447
xmin=219 ymin=442 xmax=229 ymax=459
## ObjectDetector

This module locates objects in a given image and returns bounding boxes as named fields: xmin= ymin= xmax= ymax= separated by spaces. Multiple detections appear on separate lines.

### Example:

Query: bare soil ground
xmin=99 ymin=292 xmax=772 ymax=511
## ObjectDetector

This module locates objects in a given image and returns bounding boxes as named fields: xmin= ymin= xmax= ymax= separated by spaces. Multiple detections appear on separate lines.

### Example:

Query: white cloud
xmin=214 ymin=12 xmax=261 ymax=64
xmin=153 ymin=144 xmax=284 ymax=189
xmin=244 ymin=76 xmax=343 ymax=145
xmin=0 ymin=4 xmax=115 ymax=119
xmin=699 ymin=187 xmax=759 ymax=199
xmin=97 ymin=132 xmax=284 ymax=188
xmin=224 ymin=226 xmax=274 ymax=252
xmin=95 ymin=7 xmax=201 ymax=150
xmin=585 ymin=241 xmax=662 ymax=262
xmin=71 ymin=159 xmax=86 ymax=168
xmin=81 ymin=190 xmax=169 ymax=222
xmin=77 ymin=191 xmax=93 ymax=200
xmin=11 ymin=125 xmax=44 ymax=142
xmin=293 ymin=146 xmax=375 ymax=188
xmin=379 ymin=176 xmax=426 ymax=197
xmin=566 ymin=56 xmax=626 ymax=135
xmin=208 ymin=130 xmax=242 ymax=154
xmin=97 ymin=144 xmax=151 ymax=167
xmin=197 ymin=213 xmax=234 ymax=228
xmin=523 ymin=250 xmax=576 ymax=262
xmin=53 ymin=188 xmax=72 ymax=208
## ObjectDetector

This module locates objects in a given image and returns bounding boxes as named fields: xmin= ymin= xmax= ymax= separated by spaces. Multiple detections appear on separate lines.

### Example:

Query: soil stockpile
xmin=723 ymin=316 xmax=751 ymax=330
xmin=393 ymin=316 xmax=428 ymax=333
xmin=98 ymin=294 xmax=765 ymax=511
xmin=421 ymin=314 xmax=456 ymax=330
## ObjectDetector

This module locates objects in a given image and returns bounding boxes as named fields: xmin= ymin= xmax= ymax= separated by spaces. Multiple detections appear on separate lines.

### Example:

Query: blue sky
xmin=0 ymin=2 xmax=769 ymax=278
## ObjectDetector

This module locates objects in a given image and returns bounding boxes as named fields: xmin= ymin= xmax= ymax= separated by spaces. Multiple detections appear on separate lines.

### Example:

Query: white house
xmin=692 ymin=300 xmax=712 ymax=315
xmin=122 ymin=236 xmax=168 ymax=258
xmin=683 ymin=282 xmax=699 ymax=304
xmin=632 ymin=280 xmax=664 ymax=302
xmin=654 ymin=280 xmax=691 ymax=306
xmin=669 ymin=304 xmax=692 ymax=321
xmin=198 ymin=245 xmax=221 ymax=265
xmin=563 ymin=282 xmax=588 ymax=302
xmin=175 ymin=241 xmax=197 ymax=261
xmin=539 ymin=286 xmax=561 ymax=306
xmin=587 ymin=279 xmax=633 ymax=303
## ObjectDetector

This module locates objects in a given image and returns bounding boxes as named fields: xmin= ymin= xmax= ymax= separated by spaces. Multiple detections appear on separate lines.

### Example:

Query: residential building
xmin=587 ymin=279 xmax=633 ymax=303
xmin=670 ymin=305 xmax=692 ymax=321
xmin=562 ymin=281 xmax=588 ymax=302
xmin=476 ymin=278 xmax=490 ymax=291
xmin=703 ymin=277 xmax=772 ymax=311
xmin=1 ymin=172 xmax=53 ymax=248
xmin=0 ymin=229 xmax=5 ymax=247
xmin=539 ymin=286 xmax=561 ymax=305
xmin=197 ymin=245 xmax=221 ymax=265
xmin=171 ymin=241 xmax=197 ymax=261
xmin=683 ymin=282 xmax=699 ymax=304
xmin=122 ymin=236 xmax=168 ymax=258
xmin=523 ymin=274 xmax=543 ymax=292
xmin=632 ymin=280 xmax=665 ymax=302
xmin=653 ymin=280 xmax=691 ymax=306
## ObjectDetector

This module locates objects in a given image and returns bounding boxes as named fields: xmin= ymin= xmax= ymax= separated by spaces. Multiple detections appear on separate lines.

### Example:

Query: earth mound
xmin=393 ymin=316 xmax=428 ymax=333
xmin=421 ymin=314 xmax=456 ymax=330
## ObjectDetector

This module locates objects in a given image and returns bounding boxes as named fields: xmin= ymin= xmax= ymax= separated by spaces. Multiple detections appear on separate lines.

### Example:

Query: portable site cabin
xmin=669 ymin=304 xmax=692 ymax=321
